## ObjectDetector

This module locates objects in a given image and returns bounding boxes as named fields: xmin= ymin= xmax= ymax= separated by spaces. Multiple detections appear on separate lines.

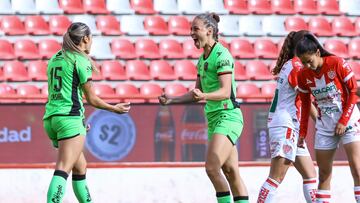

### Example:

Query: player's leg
xmin=294 ymin=154 xmax=317 ymax=203
xmin=72 ymin=152 xmax=92 ymax=203
xmin=315 ymin=149 xmax=336 ymax=203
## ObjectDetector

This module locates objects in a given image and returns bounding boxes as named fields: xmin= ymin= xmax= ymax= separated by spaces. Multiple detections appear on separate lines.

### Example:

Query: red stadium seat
xmin=254 ymin=39 xmax=278 ymax=59
xmin=91 ymin=69 xmax=103 ymax=81
xmin=356 ymin=18 xmax=360 ymax=35
xmin=348 ymin=61 xmax=360 ymax=79
xmin=130 ymin=0 xmax=156 ymax=14
xmin=324 ymin=39 xmax=349 ymax=59
xmin=159 ymin=39 xmax=184 ymax=59
xmin=174 ymin=60 xmax=197 ymax=80
xmin=38 ymin=39 xmax=61 ymax=59
xmin=219 ymin=39 xmax=230 ymax=51
xmin=3 ymin=61 xmax=28 ymax=81
xmin=92 ymin=83 xmax=116 ymax=99
xmin=84 ymin=0 xmax=109 ymax=14
xmin=234 ymin=61 xmax=247 ymax=80
xmin=101 ymin=60 xmax=127 ymax=80
xmin=261 ymin=83 xmax=277 ymax=98
xmin=165 ymin=83 xmax=188 ymax=96
xmin=1 ymin=16 xmax=26 ymax=35
xmin=224 ymin=0 xmax=249 ymax=14
xmin=294 ymin=0 xmax=318 ymax=14
xmin=16 ymin=84 xmax=42 ymax=97
xmin=285 ymin=16 xmax=308 ymax=32
xmin=28 ymin=60 xmax=48 ymax=81
xmin=332 ymin=16 xmax=357 ymax=37
xmin=41 ymin=84 xmax=48 ymax=96
xmin=0 ymin=40 xmax=15 ymax=60
xmin=308 ymin=17 xmax=333 ymax=37
xmin=246 ymin=60 xmax=273 ymax=80
xmin=111 ymin=39 xmax=136 ymax=59
xmin=59 ymin=0 xmax=84 ymax=13
xmin=349 ymin=39 xmax=360 ymax=59
xmin=24 ymin=16 xmax=50 ymax=35
xmin=248 ymin=0 xmax=272 ymax=14
xmin=230 ymin=38 xmax=255 ymax=59
xmin=272 ymin=0 xmax=295 ymax=14
xmin=135 ymin=39 xmax=161 ymax=59
xmin=150 ymin=60 xmax=176 ymax=80
xmin=318 ymin=0 xmax=341 ymax=15
xmin=115 ymin=83 xmax=143 ymax=103
xmin=0 ymin=83 xmax=17 ymax=101
xmin=183 ymin=39 xmax=203 ymax=59
xmin=96 ymin=15 xmax=122 ymax=35
xmin=237 ymin=83 xmax=261 ymax=98
xmin=168 ymin=16 xmax=190 ymax=36
xmin=126 ymin=60 xmax=151 ymax=80
xmin=49 ymin=15 xmax=72 ymax=36
xmin=14 ymin=39 xmax=40 ymax=60
xmin=0 ymin=68 xmax=3 ymax=81
xmin=144 ymin=16 xmax=169 ymax=35
xmin=140 ymin=83 xmax=163 ymax=100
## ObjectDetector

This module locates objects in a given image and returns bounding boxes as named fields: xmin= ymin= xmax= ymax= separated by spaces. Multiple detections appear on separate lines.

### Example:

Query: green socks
xmin=72 ymin=174 xmax=92 ymax=203
xmin=216 ymin=191 xmax=232 ymax=203
xmin=47 ymin=170 xmax=68 ymax=203
xmin=234 ymin=196 xmax=249 ymax=203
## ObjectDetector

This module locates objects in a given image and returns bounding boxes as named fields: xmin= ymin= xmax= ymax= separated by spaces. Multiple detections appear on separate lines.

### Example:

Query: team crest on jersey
xmin=327 ymin=70 xmax=336 ymax=79
xmin=283 ymin=144 xmax=292 ymax=154
xmin=204 ymin=62 xmax=208 ymax=71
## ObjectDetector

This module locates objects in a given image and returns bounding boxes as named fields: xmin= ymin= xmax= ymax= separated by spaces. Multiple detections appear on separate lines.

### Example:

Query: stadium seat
xmin=111 ymin=39 xmax=136 ymax=59
xmin=340 ymin=0 xmax=360 ymax=16
xmin=318 ymin=0 xmax=341 ymax=15
xmin=230 ymin=38 xmax=256 ymax=59
xmin=285 ymin=16 xmax=308 ymax=32
xmin=308 ymin=17 xmax=333 ymax=36
xmin=234 ymin=61 xmax=248 ymax=80
xmin=294 ymin=0 xmax=319 ymax=14
xmin=159 ymin=39 xmax=184 ymax=59
xmin=135 ymin=39 xmax=161 ymax=59
xmin=24 ymin=16 xmax=50 ymax=35
xmin=140 ymin=83 xmax=163 ymax=100
xmin=219 ymin=39 xmax=230 ymax=50
xmin=201 ymin=0 xmax=228 ymax=14
xmin=168 ymin=16 xmax=190 ymax=36
xmin=356 ymin=18 xmax=360 ymax=34
xmin=49 ymin=15 xmax=71 ymax=35
xmin=349 ymin=39 xmax=360 ymax=59
xmin=150 ymin=60 xmax=176 ymax=80
xmin=332 ymin=16 xmax=357 ymax=37
xmin=254 ymin=39 xmax=278 ymax=59
xmin=59 ymin=0 xmax=84 ymax=13
xmin=91 ymin=65 xmax=103 ymax=81
xmin=3 ymin=61 xmax=28 ymax=81
xmin=324 ymin=39 xmax=349 ymax=59
xmin=144 ymin=16 xmax=169 ymax=35
xmin=126 ymin=60 xmax=151 ymax=80
xmin=165 ymin=83 xmax=188 ymax=96
xmin=348 ymin=61 xmax=360 ymax=79
xmin=261 ymin=83 xmax=277 ymax=98
xmin=0 ymin=0 xmax=14 ymax=14
xmin=224 ymin=0 xmax=249 ymax=14
xmin=130 ymin=0 xmax=156 ymax=14
xmin=154 ymin=0 xmax=179 ymax=14
xmin=238 ymin=16 xmax=264 ymax=36
xmin=107 ymin=0 xmax=134 ymax=14
xmin=174 ymin=60 xmax=197 ymax=80
xmin=92 ymin=83 xmax=116 ymax=99
xmin=248 ymin=0 xmax=272 ymax=14
xmin=72 ymin=15 xmax=100 ymax=35
xmin=14 ymin=39 xmax=40 ymax=60
xmin=90 ymin=38 xmax=114 ymax=59
xmin=27 ymin=60 xmax=48 ymax=81
xmin=237 ymin=83 xmax=261 ymax=99
xmin=16 ymin=84 xmax=42 ymax=98
xmin=0 ymin=40 xmax=15 ymax=60
xmin=84 ymin=0 xmax=109 ymax=14
xmin=39 ymin=39 xmax=61 ymax=59
xmin=0 ymin=68 xmax=3 ymax=81
xmin=12 ymin=0 xmax=37 ymax=14
xmin=272 ymin=0 xmax=295 ymax=14
xmin=36 ymin=0 xmax=62 ymax=14
xmin=96 ymin=15 xmax=122 ymax=35
xmin=0 ymin=83 xmax=17 ymax=101
xmin=115 ymin=83 xmax=143 ymax=103
xmin=262 ymin=16 xmax=287 ymax=36
xmin=218 ymin=16 xmax=240 ymax=36
xmin=41 ymin=84 xmax=48 ymax=96
xmin=101 ymin=60 xmax=126 ymax=80
xmin=183 ymin=39 xmax=203 ymax=59
xmin=120 ymin=15 xmax=147 ymax=35
xmin=178 ymin=0 xmax=202 ymax=14
xmin=245 ymin=60 xmax=273 ymax=80
xmin=1 ymin=16 xmax=26 ymax=35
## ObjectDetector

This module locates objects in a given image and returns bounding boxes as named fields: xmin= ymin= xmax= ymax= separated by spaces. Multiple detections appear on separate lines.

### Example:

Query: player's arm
xmin=310 ymin=103 xmax=318 ymax=122
xmin=193 ymin=73 xmax=232 ymax=101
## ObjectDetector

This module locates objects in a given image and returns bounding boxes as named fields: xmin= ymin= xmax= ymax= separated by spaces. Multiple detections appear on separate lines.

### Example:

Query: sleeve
xmin=336 ymin=58 xmax=358 ymax=126
xmin=297 ymin=72 xmax=311 ymax=138
xmin=216 ymin=51 xmax=233 ymax=75
xmin=76 ymin=56 xmax=93 ymax=85
xmin=288 ymin=67 xmax=300 ymax=89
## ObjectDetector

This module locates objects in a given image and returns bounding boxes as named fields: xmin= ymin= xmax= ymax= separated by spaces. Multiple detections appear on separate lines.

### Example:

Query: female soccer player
xmin=159 ymin=13 xmax=248 ymax=203
xmin=296 ymin=34 xmax=360 ymax=203
xmin=43 ymin=22 xmax=131 ymax=203
xmin=257 ymin=30 xmax=317 ymax=203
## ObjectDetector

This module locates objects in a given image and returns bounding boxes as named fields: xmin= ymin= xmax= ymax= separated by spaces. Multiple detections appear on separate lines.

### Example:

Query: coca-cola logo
xmin=180 ymin=128 xmax=207 ymax=141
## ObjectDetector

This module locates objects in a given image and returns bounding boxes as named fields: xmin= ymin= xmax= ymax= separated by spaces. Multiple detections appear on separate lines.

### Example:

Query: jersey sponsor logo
xmin=216 ymin=59 xmax=230 ymax=69
xmin=311 ymin=84 xmax=336 ymax=95
xmin=327 ymin=70 xmax=336 ymax=80
xmin=0 ymin=126 xmax=32 ymax=143
xmin=86 ymin=110 xmax=136 ymax=161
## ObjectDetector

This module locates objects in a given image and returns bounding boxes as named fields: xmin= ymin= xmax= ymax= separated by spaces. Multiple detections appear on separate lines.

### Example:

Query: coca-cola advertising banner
xmin=0 ymin=104 xmax=349 ymax=164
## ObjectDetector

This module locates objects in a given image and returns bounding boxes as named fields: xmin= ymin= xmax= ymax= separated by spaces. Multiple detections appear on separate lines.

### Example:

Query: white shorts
xmin=315 ymin=124 xmax=360 ymax=150
xmin=269 ymin=127 xmax=310 ymax=162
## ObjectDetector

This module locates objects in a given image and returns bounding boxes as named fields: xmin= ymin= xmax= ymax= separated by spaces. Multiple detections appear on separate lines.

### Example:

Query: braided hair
xmin=194 ymin=13 xmax=220 ymax=41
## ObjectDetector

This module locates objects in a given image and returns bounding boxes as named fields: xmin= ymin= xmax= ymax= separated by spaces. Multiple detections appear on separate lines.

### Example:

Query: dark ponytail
xmin=295 ymin=33 xmax=333 ymax=57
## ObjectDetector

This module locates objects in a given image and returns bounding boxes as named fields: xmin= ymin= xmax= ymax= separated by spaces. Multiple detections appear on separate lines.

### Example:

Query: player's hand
xmin=158 ymin=93 xmax=172 ymax=105
xmin=297 ymin=137 xmax=305 ymax=149
xmin=335 ymin=123 xmax=346 ymax=136
xmin=192 ymin=88 xmax=205 ymax=101
xmin=113 ymin=102 xmax=131 ymax=114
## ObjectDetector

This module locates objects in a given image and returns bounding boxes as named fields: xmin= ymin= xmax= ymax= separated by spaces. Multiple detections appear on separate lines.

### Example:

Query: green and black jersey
xmin=43 ymin=51 xmax=92 ymax=119
xmin=197 ymin=43 xmax=239 ymax=114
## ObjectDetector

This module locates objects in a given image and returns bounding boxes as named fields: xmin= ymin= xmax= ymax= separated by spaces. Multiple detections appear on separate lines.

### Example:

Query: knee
xmin=205 ymin=163 xmax=221 ymax=179
xmin=222 ymin=165 xmax=237 ymax=180
xmin=350 ymin=166 xmax=360 ymax=182
xmin=318 ymin=168 xmax=332 ymax=183
xmin=72 ymin=162 xmax=87 ymax=175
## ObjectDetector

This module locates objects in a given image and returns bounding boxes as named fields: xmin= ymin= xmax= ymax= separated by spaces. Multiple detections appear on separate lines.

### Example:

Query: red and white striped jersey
xmin=268 ymin=58 xmax=303 ymax=130
xmin=297 ymin=56 xmax=359 ymax=138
